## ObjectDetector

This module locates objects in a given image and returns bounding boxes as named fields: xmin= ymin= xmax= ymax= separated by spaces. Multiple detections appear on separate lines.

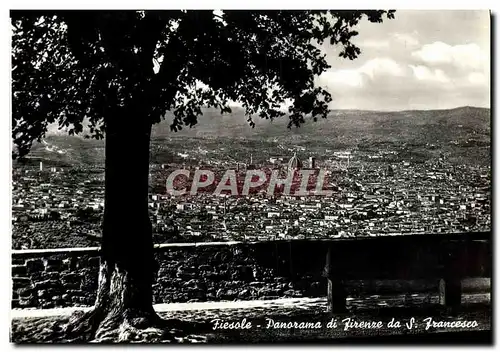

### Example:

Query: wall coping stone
xmin=11 ymin=232 xmax=490 ymax=258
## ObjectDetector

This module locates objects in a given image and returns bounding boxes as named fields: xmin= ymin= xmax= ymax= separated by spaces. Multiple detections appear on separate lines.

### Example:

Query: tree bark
xmin=65 ymin=111 xmax=162 ymax=342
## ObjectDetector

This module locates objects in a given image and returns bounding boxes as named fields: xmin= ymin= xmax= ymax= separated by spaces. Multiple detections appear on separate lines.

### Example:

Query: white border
xmin=1 ymin=2 xmax=498 ymax=352
xmin=1 ymin=1 xmax=498 ymax=10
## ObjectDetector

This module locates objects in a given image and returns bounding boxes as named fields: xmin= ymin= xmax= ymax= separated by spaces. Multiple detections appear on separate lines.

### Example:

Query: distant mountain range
xmin=154 ymin=106 xmax=490 ymax=141
xmin=16 ymin=106 xmax=490 ymax=167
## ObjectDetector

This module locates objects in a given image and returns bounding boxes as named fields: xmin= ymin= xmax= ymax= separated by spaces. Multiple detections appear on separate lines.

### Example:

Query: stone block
xmin=66 ymin=289 xmax=87 ymax=297
xmin=34 ymin=279 xmax=61 ymax=290
xmin=234 ymin=257 xmax=252 ymax=265
xmin=68 ymin=257 xmax=78 ymax=270
xmin=25 ymin=259 xmax=44 ymax=274
xmin=183 ymin=278 xmax=199 ymax=288
xmin=249 ymin=281 xmax=264 ymax=287
xmin=80 ymin=275 xmax=98 ymax=291
xmin=199 ymin=264 xmax=212 ymax=271
xmin=218 ymin=263 xmax=229 ymax=271
xmin=262 ymin=295 xmax=280 ymax=300
xmin=176 ymin=266 xmax=197 ymax=279
xmin=13 ymin=277 xmax=32 ymax=290
xmin=76 ymin=258 xmax=88 ymax=269
xmin=63 ymin=282 xmax=81 ymax=290
xmin=30 ymin=271 xmax=43 ymax=281
xmin=71 ymin=296 xmax=92 ymax=305
xmin=258 ymin=288 xmax=279 ymax=297
xmin=61 ymin=258 xmax=74 ymax=270
xmin=218 ymin=270 xmax=230 ymax=280
xmin=12 ymin=258 xmax=25 ymax=265
xmin=230 ymin=271 xmax=240 ymax=281
xmin=194 ymin=290 xmax=207 ymax=300
xmin=46 ymin=287 xmax=64 ymax=296
xmin=12 ymin=265 xmax=27 ymax=277
xmin=41 ymin=272 xmax=60 ymax=281
xmin=284 ymin=289 xmax=303 ymax=297
xmin=61 ymin=273 xmax=82 ymax=284
xmin=43 ymin=259 xmax=62 ymax=268
xmin=18 ymin=287 xmax=34 ymax=298
xmin=205 ymin=272 xmax=222 ymax=280
xmin=19 ymin=296 xmax=38 ymax=307
xmin=203 ymin=290 xmax=216 ymax=299
xmin=157 ymin=267 xmax=171 ymax=278
xmin=37 ymin=289 xmax=49 ymax=299
xmin=41 ymin=302 xmax=55 ymax=309
xmin=237 ymin=289 xmax=251 ymax=299
xmin=45 ymin=265 xmax=61 ymax=273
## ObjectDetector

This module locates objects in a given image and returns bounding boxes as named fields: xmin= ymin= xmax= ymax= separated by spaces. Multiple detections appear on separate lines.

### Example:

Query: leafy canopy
xmin=11 ymin=10 xmax=395 ymax=158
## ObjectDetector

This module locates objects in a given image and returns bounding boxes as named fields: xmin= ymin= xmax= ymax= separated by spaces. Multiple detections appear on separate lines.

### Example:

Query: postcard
xmin=10 ymin=9 xmax=491 ymax=344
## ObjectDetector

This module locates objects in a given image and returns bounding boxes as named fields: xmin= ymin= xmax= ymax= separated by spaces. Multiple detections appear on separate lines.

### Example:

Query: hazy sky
xmin=316 ymin=10 xmax=490 ymax=111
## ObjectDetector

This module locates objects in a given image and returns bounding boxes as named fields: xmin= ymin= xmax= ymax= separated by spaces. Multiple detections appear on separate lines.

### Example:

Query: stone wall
xmin=11 ymin=237 xmax=492 ymax=310
xmin=11 ymin=241 xmax=329 ymax=309
xmin=12 ymin=248 xmax=100 ymax=309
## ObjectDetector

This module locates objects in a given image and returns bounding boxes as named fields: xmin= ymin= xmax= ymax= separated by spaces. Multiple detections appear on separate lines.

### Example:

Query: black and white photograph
xmin=8 ymin=7 xmax=492 ymax=344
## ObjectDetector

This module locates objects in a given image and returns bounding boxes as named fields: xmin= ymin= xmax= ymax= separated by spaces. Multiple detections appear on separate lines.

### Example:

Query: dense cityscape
xmin=9 ymin=9 xmax=492 ymax=346
xmin=12 ymin=145 xmax=491 ymax=249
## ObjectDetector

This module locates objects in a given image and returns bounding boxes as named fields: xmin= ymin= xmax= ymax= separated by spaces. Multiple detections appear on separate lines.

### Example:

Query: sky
xmin=45 ymin=10 xmax=492 ymax=141
xmin=316 ymin=10 xmax=490 ymax=111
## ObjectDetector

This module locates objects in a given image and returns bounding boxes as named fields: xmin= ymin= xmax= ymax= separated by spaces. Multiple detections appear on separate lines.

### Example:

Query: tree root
xmin=63 ymin=308 xmax=106 ymax=342
xmin=62 ymin=307 xmax=211 ymax=343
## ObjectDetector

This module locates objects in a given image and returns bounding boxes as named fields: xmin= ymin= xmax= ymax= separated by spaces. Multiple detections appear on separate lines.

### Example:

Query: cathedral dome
xmin=288 ymin=152 xmax=302 ymax=170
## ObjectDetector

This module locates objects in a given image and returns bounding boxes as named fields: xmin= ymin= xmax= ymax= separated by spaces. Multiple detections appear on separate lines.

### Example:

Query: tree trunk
xmin=65 ymin=113 xmax=162 ymax=342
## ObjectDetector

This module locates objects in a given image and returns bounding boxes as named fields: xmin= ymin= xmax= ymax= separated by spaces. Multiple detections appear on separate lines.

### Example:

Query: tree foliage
xmin=12 ymin=10 xmax=395 ymax=158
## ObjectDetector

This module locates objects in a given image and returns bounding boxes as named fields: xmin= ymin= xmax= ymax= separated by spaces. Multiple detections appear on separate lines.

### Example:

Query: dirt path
xmin=11 ymin=293 xmax=491 ymax=343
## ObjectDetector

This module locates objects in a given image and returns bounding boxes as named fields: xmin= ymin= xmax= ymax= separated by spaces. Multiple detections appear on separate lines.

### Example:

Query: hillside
xmin=154 ymin=106 xmax=490 ymax=144
xmin=15 ymin=106 xmax=490 ymax=167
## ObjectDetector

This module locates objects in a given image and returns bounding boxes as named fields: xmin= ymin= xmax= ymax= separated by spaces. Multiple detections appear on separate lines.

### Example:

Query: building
xmin=309 ymin=156 xmax=316 ymax=169
xmin=247 ymin=154 xmax=256 ymax=170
